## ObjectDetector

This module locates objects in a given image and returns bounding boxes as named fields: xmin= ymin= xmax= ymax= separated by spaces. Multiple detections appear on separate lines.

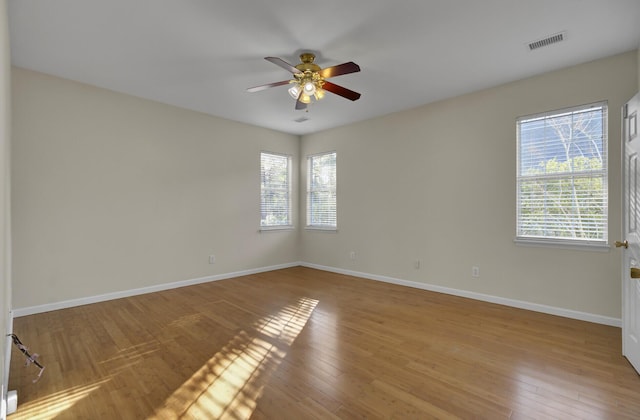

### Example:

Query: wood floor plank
xmin=8 ymin=266 xmax=640 ymax=419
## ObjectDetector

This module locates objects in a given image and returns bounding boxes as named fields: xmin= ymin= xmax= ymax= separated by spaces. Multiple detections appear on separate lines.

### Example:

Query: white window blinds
xmin=260 ymin=152 xmax=291 ymax=227
xmin=516 ymin=102 xmax=608 ymax=245
xmin=307 ymin=152 xmax=337 ymax=228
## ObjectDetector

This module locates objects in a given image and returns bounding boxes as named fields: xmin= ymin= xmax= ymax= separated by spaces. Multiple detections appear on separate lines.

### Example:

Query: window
xmin=260 ymin=152 xmax=292 ymax=228
xmin=516 ymin=102 xmax=608 ymax=247
xmin=307 ymin=151 xmax=337 ymax=229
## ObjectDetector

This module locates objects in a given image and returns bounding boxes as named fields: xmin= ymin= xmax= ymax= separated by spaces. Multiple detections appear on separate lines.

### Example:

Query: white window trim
xmin=515 ymin=101 xmax=608 ymax=249
xmin=306 ymin=151 xmax=337 ymax=230
xmin=259 ymin=225 xmax=295 ymax=232
xmin=304 ymin=226 xmax=338 ymax=232
xmin=513 ymin=237 xmax=610 ymax=252
xmin=260 ymin=151 xmax=293 ymax=231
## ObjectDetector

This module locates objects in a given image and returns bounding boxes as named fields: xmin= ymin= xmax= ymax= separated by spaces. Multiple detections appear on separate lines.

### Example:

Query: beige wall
xmin=10 ymin=50 xmax=640 ymax=321
xmin=1 ymin=0 xmax=11 ymax=412
xmin=11 ymin=68 xmax=300 ymax=309
xmin=301 ymin=51 xmax=638 ymax=319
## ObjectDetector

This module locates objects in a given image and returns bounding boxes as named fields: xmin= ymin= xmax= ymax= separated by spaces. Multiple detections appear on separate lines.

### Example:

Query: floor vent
xmin=528 ymin=32 xmax=566 ymax=51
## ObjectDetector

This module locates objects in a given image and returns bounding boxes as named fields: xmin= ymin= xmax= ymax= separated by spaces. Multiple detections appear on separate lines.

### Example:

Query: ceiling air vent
xmin=528 ymin=32 xmax=566 ymax=51
xmin=294 ymin=116 xmax=309 ymax=123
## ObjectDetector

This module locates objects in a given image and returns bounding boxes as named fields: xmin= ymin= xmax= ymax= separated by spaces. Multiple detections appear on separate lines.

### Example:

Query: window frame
xmin=260 ymin=151 xmax=293 ymax=231
xmin=306 ymin=151 xmax=337 ymax=231
xmin=515 ymin=101 xmax=609 ymax=250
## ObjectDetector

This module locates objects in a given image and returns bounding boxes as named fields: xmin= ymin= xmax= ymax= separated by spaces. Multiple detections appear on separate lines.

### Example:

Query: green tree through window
xmin=260 ymin=152 xmax=291 ymax=227
xmin=307 ymin=152 xmax=337 ymax=228
xmin=517 ymin=103 xmax=608 ymax=245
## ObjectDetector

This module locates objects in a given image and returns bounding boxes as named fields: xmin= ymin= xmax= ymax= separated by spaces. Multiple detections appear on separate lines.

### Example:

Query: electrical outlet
xmin=472 ymin=266 xmax=480 ymax=278
xmin=349 ymin=251 xmax=356 ymax=260
xmin=414 ymin=260 xmax=421 ymax=269
xmin=209 ymin=255 xmax=216 ymax=264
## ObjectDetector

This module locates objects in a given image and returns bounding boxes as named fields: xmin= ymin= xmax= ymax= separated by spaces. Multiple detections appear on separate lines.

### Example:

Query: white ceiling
xmin=8 ymin=0 xmax=640 ymax=136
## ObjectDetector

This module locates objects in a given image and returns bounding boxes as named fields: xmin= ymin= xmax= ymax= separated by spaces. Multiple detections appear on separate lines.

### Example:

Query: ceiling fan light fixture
xmin=303 ymin=81 xmax=316 ymax=96
xmin=300 ymin=94 xmax=312 ymax=104
xmin=314 ymin=88 xmax=325 ymax=100
xmin=288 ymin=85 xmax=300 ymax=99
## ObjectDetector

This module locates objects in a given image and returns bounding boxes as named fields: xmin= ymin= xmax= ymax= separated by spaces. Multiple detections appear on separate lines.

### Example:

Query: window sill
xmin=259 ymin=225 xmax=295 ymax=232
xmin=305 ymin=226 xmax=338 ymax=232
xmin=514 ymin=237 xmax=610 ymax=252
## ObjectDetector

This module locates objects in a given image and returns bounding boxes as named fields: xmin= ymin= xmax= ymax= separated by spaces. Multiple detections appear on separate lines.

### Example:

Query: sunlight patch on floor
xmin=9 ymin=378 xmax=112 ymax=420
xmin=154 ymin=297 xmax=318 ymax=419
xmin=99 ymin=341 xmax=160 ymax=376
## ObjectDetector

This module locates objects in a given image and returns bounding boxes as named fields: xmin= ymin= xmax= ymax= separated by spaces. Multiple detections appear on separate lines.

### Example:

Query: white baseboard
xmin=300 ymin=262 xmax=622 ymax=328
xmin=12 ymin=261 xmax=622 ymax=328
xmin=12 ymin=262 xmax=300 ymax=318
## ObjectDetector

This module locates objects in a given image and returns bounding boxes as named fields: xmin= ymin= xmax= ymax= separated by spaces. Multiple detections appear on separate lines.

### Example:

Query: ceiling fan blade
xmin=265 ymin=57 xmax=302 ymax=74
xmin=246 ymin=80 xmax=291 ymax=93
xmin=319 ymin=62 xmax=360 ymax=79
xmin=323 ymin=81 xmax=361 ymax=101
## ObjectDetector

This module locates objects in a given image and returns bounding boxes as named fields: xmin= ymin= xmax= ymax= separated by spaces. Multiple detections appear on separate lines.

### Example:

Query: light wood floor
xmin=8 ymin=267 xmax=640 ymax=419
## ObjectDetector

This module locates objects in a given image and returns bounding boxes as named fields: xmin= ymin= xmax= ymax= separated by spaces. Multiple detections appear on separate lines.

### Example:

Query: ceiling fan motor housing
xmin=295 ymin=53 xmax=321 ymax=72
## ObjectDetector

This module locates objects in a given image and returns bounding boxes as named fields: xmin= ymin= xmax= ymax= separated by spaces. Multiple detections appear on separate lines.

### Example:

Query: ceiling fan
xmin=247 ymin=53 xmax=361 ymax=111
